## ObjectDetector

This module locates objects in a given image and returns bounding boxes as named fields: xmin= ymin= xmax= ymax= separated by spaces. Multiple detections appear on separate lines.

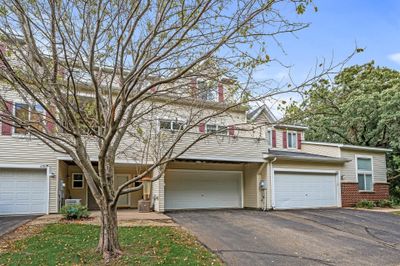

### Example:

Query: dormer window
xmin=197 ymin=80 xmax=216 ymax=101
xmin=287 ymin=131 xmax=297 ymax=149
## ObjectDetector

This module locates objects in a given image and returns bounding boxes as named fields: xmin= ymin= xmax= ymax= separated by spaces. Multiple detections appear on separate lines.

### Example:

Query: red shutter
xmin=272 ymin=129 xmax=276 ymax=148
xmin=218 ymin=82 xmax=224 ymax=102
xmin=282 ymin=130 xmax=287 ymax=148
xmin=1 ymin=100 xmax=13 ymax=135
xmin=228 ymin=125 xmax=235 ymax=136
xmin=150 ymin=86 xmax=157 ymax=93
xmin=46 ymin=105 xmax=56 ymax=133
xmin=199 ymin=122 xmax=205 ymax=133
xmin=297 ymin=132 xmax=302 ymax=149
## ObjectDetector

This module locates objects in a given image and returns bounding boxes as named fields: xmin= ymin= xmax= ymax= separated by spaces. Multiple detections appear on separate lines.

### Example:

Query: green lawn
xmin=0 ymin=224 xmax=222 ymax=265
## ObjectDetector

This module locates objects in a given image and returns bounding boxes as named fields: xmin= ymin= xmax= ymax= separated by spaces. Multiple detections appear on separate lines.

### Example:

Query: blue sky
xmin=255 ymin=0 xmax=400 ymax=114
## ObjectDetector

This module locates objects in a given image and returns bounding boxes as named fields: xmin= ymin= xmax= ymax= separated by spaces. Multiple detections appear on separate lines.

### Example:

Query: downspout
xmin=257 ymin=161 xmax=268 ymax=211
xmin=269 ymin=157 xmax=277 ymax=210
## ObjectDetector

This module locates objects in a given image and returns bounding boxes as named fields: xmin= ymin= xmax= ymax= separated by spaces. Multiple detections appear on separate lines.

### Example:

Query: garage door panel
xmin=274 ymin=171 xmax=338 ymax=209
xmin=0 ymin=168 xmax=48 ymax=215
xmin=165 ymin=170 xmax=242 ymax=210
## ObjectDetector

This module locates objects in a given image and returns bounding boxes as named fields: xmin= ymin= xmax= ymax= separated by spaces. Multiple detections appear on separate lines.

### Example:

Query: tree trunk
xmin=97 ymin=202 xmax=122 ymax=261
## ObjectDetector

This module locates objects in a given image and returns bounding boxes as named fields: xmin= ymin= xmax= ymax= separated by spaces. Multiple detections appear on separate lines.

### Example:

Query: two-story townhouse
xmin=0 ymin=56 xmax=392 ymax=215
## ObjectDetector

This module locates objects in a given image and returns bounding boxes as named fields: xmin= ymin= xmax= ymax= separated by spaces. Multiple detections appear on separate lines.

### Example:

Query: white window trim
xmin=197 ymin=79 xmax=217 ymax=101
xmin=287 ymin=130 xmax=297 ymax=149
xmin=205 ymin=124 xmax=228 ymax=135
xmin=71 ymin=173 xmax=85 ymax=189
xmin=355 ymin=155 xmax=374 ymax=192
xmin=158 ymin=118 xmax=186 ymax=131
xmin=12 ymin=102 xmax=46 ymax=136
xmin=266 ymin=129 xmax=272 ymax=147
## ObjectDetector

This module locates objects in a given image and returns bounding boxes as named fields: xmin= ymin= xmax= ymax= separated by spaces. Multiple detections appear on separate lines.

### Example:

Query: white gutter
xmin=263 ymin=154 xmax=350 ymax=163
xmin=302 ymin=141 xmax=393 ymax=152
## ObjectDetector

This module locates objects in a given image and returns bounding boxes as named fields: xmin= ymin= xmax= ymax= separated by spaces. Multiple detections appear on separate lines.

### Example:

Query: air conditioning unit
xmin=65 ymin=199 xmax=81 ymax=206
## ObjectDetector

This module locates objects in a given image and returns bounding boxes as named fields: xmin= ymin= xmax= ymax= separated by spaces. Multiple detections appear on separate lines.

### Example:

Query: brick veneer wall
xmin=341 ymin=183 xmax=390 ymax=207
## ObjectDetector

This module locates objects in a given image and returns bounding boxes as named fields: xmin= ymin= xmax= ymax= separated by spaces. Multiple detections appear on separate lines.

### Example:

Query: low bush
xmin=355 ymin=199 xmax=375 ymax=209
xmin=375 ymin=199 xmax=394 ymax=208
xmin=390 ymin=196 xmax=400 ymax=206
xmin=60 ymin=204 xmax=90 ymax=220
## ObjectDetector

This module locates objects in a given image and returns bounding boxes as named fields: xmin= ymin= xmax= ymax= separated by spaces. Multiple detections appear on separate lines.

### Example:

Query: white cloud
xmin=388 ymin=53 xmax=400 ymax=65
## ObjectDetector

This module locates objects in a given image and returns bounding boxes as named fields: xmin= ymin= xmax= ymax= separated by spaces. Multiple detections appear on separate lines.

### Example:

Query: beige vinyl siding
xmin=302 ymin=143 xmax=341 ymax=157
xmin=172 ymin=133 xmax=266 ymax=162
xmin=243 ymin=163 xmax=261 ymax=208
xmin=340 ymin=149 xmax=387 ymax=183
xmin=152 ymin=167 xmax=164 ymax=212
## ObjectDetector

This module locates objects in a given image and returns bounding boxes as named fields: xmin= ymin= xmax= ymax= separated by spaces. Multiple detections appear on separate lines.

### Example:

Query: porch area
xmin=57 ymin=160 xmax=148 ymax=211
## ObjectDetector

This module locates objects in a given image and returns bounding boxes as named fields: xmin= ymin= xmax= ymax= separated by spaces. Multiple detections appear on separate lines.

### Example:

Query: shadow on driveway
xmin=168 ymin=209 xmax=400 ymax=266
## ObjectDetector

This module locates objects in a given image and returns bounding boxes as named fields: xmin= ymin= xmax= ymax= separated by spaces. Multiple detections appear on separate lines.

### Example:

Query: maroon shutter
xmin=282 ymin=130 xmax=287 ymax=148
xmin=272 ymin=129 xmax=276 ymax=148
xmin=297 ymin=132 xmax=302 ymax=149
xmin=1 ymin=100 xmax=13 ymax=135
xmin=150 ymin=86 xmax=157 ymax=93
xmin=218 ymin=82 xmax=224 ymax=102
xmin=199 ymin=122 xmax=205 ymax=133
xmin=46 ymin=105 xmax=56 ymax=133
xmin=228 ymin=125 xmax=235 ymax=136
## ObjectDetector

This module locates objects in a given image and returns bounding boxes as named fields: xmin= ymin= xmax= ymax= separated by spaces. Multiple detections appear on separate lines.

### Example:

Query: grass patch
xmin=392 ymin=211 xmax=400 ymax=216
xmin=0 ymin=224 xmax=222 ymax=265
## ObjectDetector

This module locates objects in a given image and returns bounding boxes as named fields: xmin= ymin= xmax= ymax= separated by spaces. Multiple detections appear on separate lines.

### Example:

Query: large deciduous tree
xmin=0 ymin=0 xmax=326 ymax=261
xmin=285 ymin=62 xmax=400 ymax=187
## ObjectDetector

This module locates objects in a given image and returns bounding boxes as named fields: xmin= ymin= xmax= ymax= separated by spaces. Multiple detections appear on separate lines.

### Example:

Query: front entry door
xmin=115 ymin=175 xmax=130 ymax=207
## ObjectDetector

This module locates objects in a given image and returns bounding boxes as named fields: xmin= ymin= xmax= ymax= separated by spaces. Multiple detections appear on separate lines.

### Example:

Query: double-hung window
xmin=357 ymin=157 xmax=373 ymax=191
xmin=14 ymin=103 xmax=46 ymax=135
xmin=198 ymin=80 xmax=216 ymax=101
xmin=266 ymin=129 xmax=272 ymax=147
xmin=159 ymin=119 xmax=184 ymax=131
xmin=206 ymin=124 xmax=227 ymax=135
xmin=287 ymin=131 xmax=297 ymax=149
xmin=72 ymin=173 xmax=84 ymax=189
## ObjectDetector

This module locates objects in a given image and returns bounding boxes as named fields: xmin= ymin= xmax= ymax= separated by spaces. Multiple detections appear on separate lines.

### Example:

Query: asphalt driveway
xmin=168 ymin=209 xmax=400 ymax=266
xmin=0 ymin=215 xmax=37 ymax=237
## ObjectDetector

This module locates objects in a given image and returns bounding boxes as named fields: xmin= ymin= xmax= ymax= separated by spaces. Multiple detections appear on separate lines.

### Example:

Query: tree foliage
xmin=285 ymin=62 xmax=400 ymax=180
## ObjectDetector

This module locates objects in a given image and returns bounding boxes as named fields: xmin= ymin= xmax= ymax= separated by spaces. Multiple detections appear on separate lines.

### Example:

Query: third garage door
xmin=274 ymin=171 xmax=339 ymax=209
xmin=165 ymin=170 xmax=242 ymax=210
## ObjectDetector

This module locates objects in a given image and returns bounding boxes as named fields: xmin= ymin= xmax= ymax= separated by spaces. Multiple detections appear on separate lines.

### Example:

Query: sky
xmin=254 ymin=0 xmax=400 ymax=115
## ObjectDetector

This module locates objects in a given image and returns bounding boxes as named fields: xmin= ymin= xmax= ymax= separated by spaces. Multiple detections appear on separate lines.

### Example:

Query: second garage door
xmin=165 ymin=170 xmax=242 ymax=210
xmin=0 ymin=168 xmax=48 ymax=215
xmin=274 ymin=171 xmax=339 ymax=209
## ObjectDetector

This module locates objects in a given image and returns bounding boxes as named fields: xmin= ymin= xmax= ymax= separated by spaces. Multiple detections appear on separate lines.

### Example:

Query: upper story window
xmin=159 ymin=119 xmax=185 ymax=131
xmin=198 ymin=80 xmax=216 ymax=101
xmin=266 ymin=129 xmax=272 ymax=147
xmin=357 ymin=157 xmax=373 ymax=191
xmin=206 ymin=124 xmax=227 ymax=135
xmin=287 ymin=131 xmax=297 ymax=149
xmin=14 ymin=103 xmax=46 ymax=135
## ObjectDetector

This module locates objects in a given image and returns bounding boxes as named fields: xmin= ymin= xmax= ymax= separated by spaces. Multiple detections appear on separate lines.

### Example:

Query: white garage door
xmin=165 ymin=170 xmax=242 ymax=210
xmin=0 ymin=168 xmax=48 ymax=215
xmin=274 ymin=171 xmax=338 ymax=209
